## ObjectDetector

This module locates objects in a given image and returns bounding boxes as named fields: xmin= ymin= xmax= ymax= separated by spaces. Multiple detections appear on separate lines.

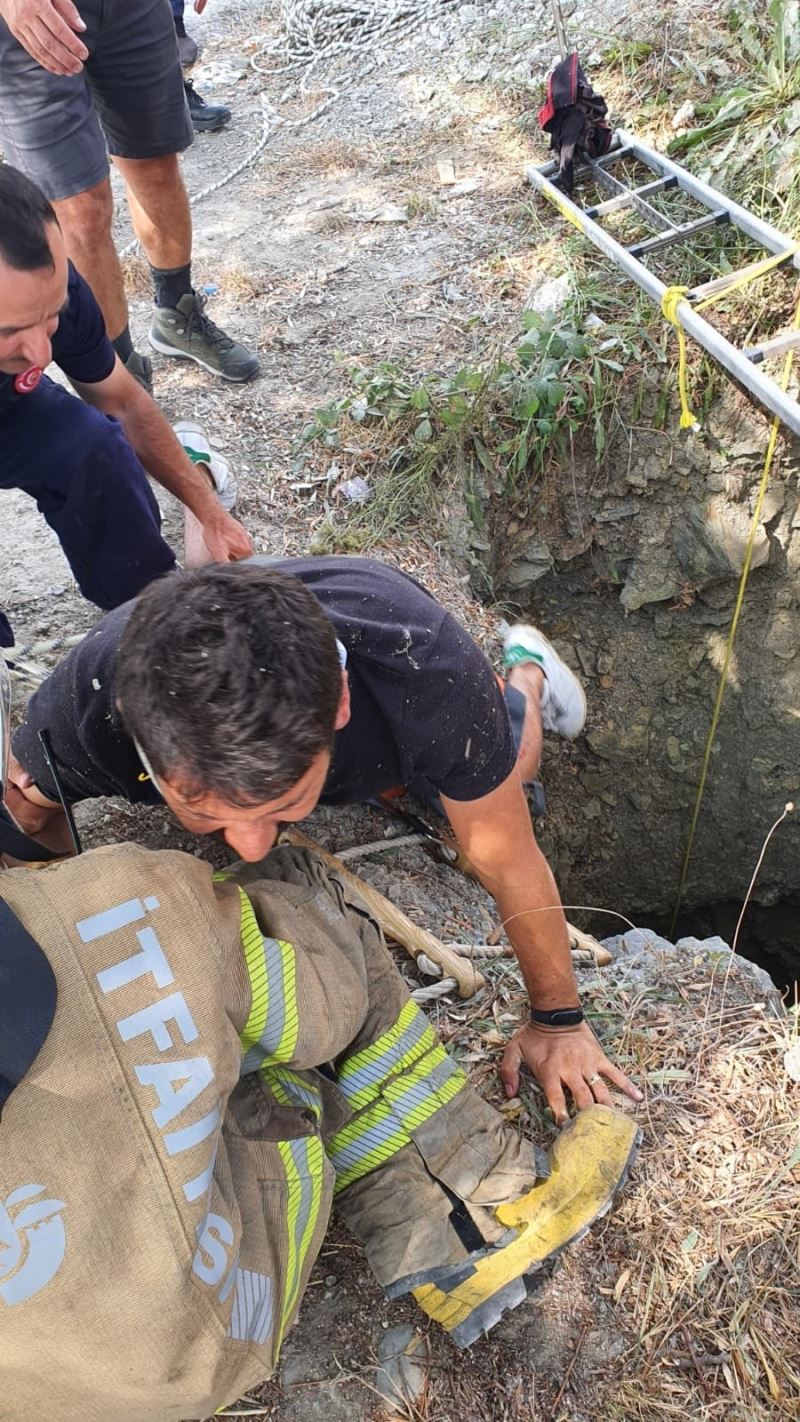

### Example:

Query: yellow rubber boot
xmin=413 ymin=1104 xmax=640 ymax=1347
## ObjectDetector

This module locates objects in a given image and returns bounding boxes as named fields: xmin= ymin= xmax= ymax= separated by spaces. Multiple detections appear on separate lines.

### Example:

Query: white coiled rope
xmin=272 ymin=0 xmax=460 ymax=65
xmin=120 ymin=0 xmax=456 ymax=259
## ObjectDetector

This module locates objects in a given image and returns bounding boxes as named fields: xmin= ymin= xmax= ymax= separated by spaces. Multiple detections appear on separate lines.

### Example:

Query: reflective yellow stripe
xmin=329 ymin=1099 xmax=411 ymax=1191
xmin=337 ymin=1000 xmax=435 ymax=1110
xmin=294 ymin=1136 xmax=324 ymax=1314
xmin=338 ymin=999 xmax=419 ymax=1081
xmin=239 ymin=890 xmax=269 ymax=1052
xmin=238 ymin=889 xmax=299 ymax=1065
xmin=385 ymin=1051 xmax=467 ymax=1129
xmin=268 ymin=1066 xmax=322 ymax=1121
xmin=277 ymin=1138 xmax=302 ymax=1348
xmin=277 ymin=940 xmax=299 ymax=1062
xmin=275 ymin=1135 xmax=325 ymax=1350
xmin=330 ymin=1038 xmax=468 ymax=1192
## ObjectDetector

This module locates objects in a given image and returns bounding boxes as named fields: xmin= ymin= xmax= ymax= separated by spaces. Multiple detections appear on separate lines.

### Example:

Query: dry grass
xmin=601 ymin=1002 xmax=800 ymax=1417
xmin=584 ymin=958 xmax=798 ymax=1420
xmin=406 ymin=192 xmax=440 ymax=221
xmin=208 ymin=927 xmax=798 ymax=1422
xmin=222 ymin=267 xmax=271 ymax=302
xmin=315 ymin=208 xmax=354 ymax=234
xmin=423 ymin=941 xmax=800 ymax=1419
xmin=120 ymin=252 xmax=153 ymax=299
xmin=302 ymin=137 xmax=375 ymax=173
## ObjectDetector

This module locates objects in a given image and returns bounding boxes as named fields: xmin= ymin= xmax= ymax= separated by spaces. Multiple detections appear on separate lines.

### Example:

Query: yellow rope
xmin=669 ymin=287 xmax=800 ymax=933
xmin=660 ymin=285 xmax=697 ymax=428
xmin=660 ymin=243 xmax=800 ymax=433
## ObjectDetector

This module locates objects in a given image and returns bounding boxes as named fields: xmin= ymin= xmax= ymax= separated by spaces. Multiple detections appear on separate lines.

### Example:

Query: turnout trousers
xmin=229 ymin=847 xmax=543 ymax=1358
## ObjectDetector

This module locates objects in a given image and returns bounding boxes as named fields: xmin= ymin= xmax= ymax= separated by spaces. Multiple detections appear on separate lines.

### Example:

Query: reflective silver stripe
xmin=337 ymin=1010 xmax=432 ymax=1107
xmin=386 ymin=1054 xmax=463 ymax=1124
xmin=241 ymin=936 xmax=289 ymax=1073
xmin=330 ymin=1055 xmax=466 ymax=1187
xmin=280 ymin=1137 xmax=319 ymax=1333
xmin=268 ymin=1067 xmax=322 ymax=1119
xmin=329 ymin=1103 xmax=408 ymax=1176
xmin=228 ymin=1268 xmax=273 ymax=1345
xmin=276 ymin=1134 xmax=327 ymax=1347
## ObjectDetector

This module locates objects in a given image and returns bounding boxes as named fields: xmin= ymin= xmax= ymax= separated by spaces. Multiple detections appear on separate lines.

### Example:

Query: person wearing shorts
xmin=0 ymin=0 xmax=258 ymax=385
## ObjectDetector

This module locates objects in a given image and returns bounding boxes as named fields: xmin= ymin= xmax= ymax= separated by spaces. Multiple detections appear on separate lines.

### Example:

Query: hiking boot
xmin=149 ymin=293 xmax=260 ymax=383
xmin=174 ymin=16 xmax=199 ymax=67
xmin=125 ymin=349 xmax=153 ymax=394
xmin=173 ymin=419 xmax=238 ymax=511
xmin=502 ymin=622 xmax=587 ymax=740
xmin=184 ymin=79 xmax=231 ymax=133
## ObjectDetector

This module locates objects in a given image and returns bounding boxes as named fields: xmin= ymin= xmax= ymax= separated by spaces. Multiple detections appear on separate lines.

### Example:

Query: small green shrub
xmin=298 ymin=308 xmax=643 ymax=549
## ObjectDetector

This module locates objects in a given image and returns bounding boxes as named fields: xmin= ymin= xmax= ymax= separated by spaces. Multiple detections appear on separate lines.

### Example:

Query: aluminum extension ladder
xmin=526 ymin=131 xmax=800 ymax=437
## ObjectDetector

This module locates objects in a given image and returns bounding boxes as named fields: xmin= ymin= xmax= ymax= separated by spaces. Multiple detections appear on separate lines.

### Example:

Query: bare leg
xmin=507 ymin=663 xmax=545 ymax=783
xmin=53 ymin=177 xmax=129 ymax=341
xmin=113 ymin=153 xmax=192 ymax=270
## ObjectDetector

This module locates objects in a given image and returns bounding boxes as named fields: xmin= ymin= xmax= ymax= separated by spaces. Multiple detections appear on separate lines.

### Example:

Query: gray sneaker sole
xmin=148 ymin=329 xmax=258 ymax=383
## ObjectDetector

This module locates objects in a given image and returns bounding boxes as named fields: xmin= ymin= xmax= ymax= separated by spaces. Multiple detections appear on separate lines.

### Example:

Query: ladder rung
xmin=628 ymin=210 xmax=729 ymax=257
xmin=688 ymin=247 xmax=798 ymax=301
xmin=589 ymin=144 xmax=636 ymax=169
xmin=585 ymin=174 xmax=678 ymax=220
xmin=744 ymin=330 xmax=800 ymax=364
xmin=525 ymin=149 xmax=800 ymax=438
xmin=586 ymin=159 xmax=674 ymax=233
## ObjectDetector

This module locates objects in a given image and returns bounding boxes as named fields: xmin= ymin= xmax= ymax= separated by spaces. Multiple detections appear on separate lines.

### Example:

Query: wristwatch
xmin=530 ymin=1006 xmax=585 ymax=1028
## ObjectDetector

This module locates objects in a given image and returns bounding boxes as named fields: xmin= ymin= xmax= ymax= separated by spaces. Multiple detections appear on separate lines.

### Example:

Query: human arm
xmin=8 ymin=604 xmax=162 ymax=848
xmin=72 ymin=358 xmax=254 ymax=563
xmin=0 ymin=0 xmax=87 ymax=74
xmin=2 ymin=751 xmax=73 ymax=855
xmin=442 ymin=771 xmax=643 ymax=1125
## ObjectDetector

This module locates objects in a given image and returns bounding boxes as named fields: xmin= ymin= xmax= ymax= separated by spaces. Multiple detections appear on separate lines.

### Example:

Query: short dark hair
xmin=116 ymin=563 xmax=343 ymax=805
xmin=0 ymin=165 xmax=58 ymax=272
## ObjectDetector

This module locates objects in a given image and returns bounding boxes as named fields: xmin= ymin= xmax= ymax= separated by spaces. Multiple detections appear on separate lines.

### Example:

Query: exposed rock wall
xmin=458 ymin=388 xmax=800 ymax=971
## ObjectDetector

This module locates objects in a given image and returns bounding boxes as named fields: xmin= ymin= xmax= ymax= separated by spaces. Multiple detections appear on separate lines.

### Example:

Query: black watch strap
xmin=530 ymin=1006 xmax=584 ymax=1028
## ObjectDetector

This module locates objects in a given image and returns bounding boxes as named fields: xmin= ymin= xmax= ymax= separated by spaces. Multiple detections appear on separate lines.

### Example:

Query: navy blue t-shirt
xmin=14 ymin=558 xmax=518 ymax=810
xmin=0 ymin=262 xmax=115 ymax=416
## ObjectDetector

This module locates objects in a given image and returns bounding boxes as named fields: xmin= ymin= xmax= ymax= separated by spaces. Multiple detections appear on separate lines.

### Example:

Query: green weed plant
xmin=300 ymin=309 xmax=643 ymax=550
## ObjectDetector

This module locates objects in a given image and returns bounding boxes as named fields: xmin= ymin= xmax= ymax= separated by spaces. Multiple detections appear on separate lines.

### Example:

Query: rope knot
xmin=660 ymin=285 xmax=689 ymax=327
xmin=661 ymin=285 xmax=699 ymax=431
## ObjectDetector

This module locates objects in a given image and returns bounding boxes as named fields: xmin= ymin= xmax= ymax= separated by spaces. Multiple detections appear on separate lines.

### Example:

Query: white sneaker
xmin=502 ymin=622 xmax=587 ymax=739
xmin=173 ymin=419 xmax=238 ymax=513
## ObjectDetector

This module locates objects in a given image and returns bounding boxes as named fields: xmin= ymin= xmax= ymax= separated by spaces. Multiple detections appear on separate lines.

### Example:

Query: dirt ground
xmin=2 ymin=1 xmax=798 ymax=1418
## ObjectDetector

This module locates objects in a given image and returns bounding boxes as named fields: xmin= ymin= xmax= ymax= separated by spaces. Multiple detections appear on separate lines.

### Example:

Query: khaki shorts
xmin=0 ymin=0 xmax=193 ymax=202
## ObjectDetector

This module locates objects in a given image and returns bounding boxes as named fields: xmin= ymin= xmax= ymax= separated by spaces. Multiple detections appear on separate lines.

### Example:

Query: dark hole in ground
xmin=651 ymin=895 xmax=800 ymax=996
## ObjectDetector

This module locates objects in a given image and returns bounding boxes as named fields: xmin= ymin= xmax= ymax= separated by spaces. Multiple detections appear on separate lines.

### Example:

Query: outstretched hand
xmin=197 ymin=507 xmax=254 ymax=563
xmin=501 ymin=1020 xmax=643 ymax=1126
xmin=0 ymin=0 xmax=88 ymax=74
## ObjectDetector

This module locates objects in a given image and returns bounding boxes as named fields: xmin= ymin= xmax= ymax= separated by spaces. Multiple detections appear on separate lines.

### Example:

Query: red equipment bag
xmin=538 ymin=51 xmax=612 ymax=193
